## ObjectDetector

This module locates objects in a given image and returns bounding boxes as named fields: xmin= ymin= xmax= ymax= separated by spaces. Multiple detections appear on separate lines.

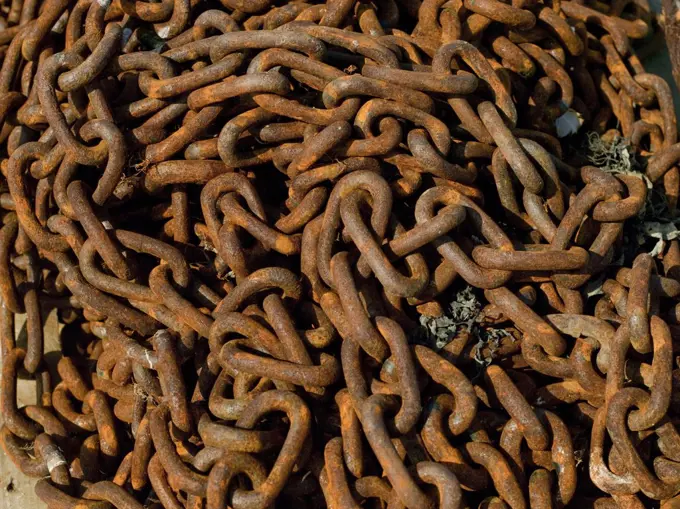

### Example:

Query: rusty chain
xmin=0 ymin=0 xmax=679 ymax=508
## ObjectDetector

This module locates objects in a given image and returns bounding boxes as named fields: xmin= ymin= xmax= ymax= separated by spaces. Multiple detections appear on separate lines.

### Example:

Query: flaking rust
xmin=0 ymin=0 xmax=680 ymax=508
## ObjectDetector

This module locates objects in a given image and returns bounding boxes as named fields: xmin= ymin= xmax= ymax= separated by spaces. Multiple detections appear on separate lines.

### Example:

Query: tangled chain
xmin=1 ymin=0 xmax=680 ymax=508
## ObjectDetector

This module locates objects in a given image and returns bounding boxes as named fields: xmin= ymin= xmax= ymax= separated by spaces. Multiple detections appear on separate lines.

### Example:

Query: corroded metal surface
xmin=0 ymin=0 xmax=679 ymax=508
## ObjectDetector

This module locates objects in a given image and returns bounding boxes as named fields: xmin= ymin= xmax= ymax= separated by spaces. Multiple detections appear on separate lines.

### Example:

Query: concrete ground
xmin=1 ymin=310 xmax=61 ymax=509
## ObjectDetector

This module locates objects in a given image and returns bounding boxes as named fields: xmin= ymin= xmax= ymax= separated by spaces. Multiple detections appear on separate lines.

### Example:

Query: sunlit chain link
xmin=0 ymin=0 xmax=679 ymax=508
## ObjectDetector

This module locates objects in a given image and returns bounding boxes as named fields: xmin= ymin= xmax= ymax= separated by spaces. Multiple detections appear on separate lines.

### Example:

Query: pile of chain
xmin=3 ymin=0 xmax=680 ymax=507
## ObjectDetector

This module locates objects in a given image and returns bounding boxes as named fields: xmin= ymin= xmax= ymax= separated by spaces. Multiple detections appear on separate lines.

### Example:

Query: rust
xmin=0 ymin=1 xmax=679 ymax=508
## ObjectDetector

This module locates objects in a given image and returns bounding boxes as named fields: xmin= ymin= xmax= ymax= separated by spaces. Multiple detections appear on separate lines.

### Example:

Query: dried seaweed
xmin=413 ymin=286 xmax=513 ymax=364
